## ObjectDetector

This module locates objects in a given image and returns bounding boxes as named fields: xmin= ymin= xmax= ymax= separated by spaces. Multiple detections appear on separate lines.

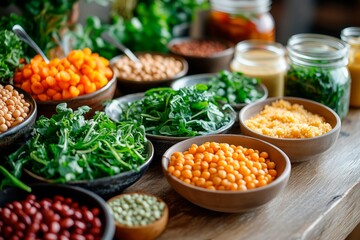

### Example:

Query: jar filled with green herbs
xmin=285 ymin=34 xmax=350 ymax=119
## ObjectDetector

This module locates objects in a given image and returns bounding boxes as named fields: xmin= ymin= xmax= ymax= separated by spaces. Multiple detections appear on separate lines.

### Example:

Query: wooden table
xmin=124 ymin=108 xmax=360 ymax=240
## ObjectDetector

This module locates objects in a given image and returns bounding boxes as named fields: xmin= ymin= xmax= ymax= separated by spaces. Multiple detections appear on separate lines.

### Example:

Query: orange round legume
xmin=15 ymin=48 xmax=113 ymax=101
xmin=168 ymin=142 xmax=278 ymax=191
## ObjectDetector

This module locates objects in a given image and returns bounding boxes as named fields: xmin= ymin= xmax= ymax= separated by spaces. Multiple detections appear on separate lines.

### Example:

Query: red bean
xmin=84 ymin=234 xmax=95 ymax=240
xmin=54 ymin=195 xmax=64 ymax=202
xmin=3 ymin=225 xmax=13 ymax=237
xmin=28 ymin=222 xmax=40 ymax=234
xmin=92 ymin=217 xmax=101 ymax=228
xmin=53 ymin=201 xmax=63 ymax=212
xmin=12 ymin=201 xmax=22 ymax=210
xmin=83 ymin=210 xmax=93 ymax=222
xmin=70 ymin=234 xmax=86 ymax=240
xmin=40 ymin=223 xmax=49 ymax=233
xmin=73 ymin=210 xmax=82 ymax=220
xmin=44 ymin=233 xmax=58 ymax=240
xmin=59 ymin=236 xmax=70 ymax=240
xmin=2 ymin=207 xmax=11 ymax=219
xmin=33 ymin=211 xmax=43 ymax=222
xmin=49 ymin=221 xmax=61 ymax=233
xmin=60 ymin=218 xmax=74 ymax=229
xmin=65 ymin=198 xmax=73 ymax=205
xmin=15 ymin=222 xmax=26 ymax=231
xmin=91 ymin=208 xmax=100 ymax=217
xmin=9 ymin=212 xmax=18 ymax=224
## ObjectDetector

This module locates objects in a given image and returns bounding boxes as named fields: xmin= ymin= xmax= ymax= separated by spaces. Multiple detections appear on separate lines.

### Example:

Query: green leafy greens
xmin=285 ymin=65 xmax=350 ymax=119
xmin=0 ymin=30 xmax=24 ymax=82
xmin=5 ymin=103 xmax=148 ymax=184
xmin=207 ymin=70 xmax=265 ymax=105
xmin=115 ymin=85 xmax=235 ymax=137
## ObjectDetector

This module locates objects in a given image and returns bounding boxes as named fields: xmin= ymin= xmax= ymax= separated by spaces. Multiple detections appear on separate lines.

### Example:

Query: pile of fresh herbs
xmin=0 ymin=29 xmax=24 ymax=82
xmin=207 ymin=70 xmax=265 ymax=105
xmin=285 ymin=65 xmax=350 ymax=119
xmin=2 ymin=103 xmax=148 ymax=189
xmin=115 ymin=85 xmax=235 ymax=137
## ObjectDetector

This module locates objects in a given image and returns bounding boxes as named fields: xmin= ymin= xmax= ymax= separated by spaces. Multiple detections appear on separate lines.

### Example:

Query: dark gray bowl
xmin=0 ymin=85 xmax=37 ymax=155
xmin=105 ymin=93 xmax=237 ymax=158
xmin=25 ymin=141 xmax=154 ymax=198
xmin=171 ymin=73 xmax=268 ymax=112
xmin=0 ymin=183 xmax=115 ymax=240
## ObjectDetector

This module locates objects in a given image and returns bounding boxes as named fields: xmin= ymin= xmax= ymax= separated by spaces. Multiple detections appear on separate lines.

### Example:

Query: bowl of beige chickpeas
xmin=110 ymin=52 xmax=188 ymax=94
xmin=0 ymin=84 xmax=37 ymax=155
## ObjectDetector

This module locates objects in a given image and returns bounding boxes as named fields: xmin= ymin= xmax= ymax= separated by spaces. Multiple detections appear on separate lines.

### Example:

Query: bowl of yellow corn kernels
xmin=239 ymin=97 xmax=341 ymax=162
xmin=162 ymin=134 xmax=291 ymax=213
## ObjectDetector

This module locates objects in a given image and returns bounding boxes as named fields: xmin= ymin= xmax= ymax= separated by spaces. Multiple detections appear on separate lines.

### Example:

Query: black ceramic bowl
xmin=168 ymin=37 xmax=235 ymax=74
xmin=105 ymin=93 xmax=236 ymax=158
xmin=0 ymin=85 xmax=37 ymax=156
xmin=25 ymin=141 xmax=154 ymax=198
xmin=0 ymin=183 xmax=115 ymax=240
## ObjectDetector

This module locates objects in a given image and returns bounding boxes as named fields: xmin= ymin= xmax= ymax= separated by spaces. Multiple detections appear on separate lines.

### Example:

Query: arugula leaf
xmin=0 ymin=30 xmax=24 ymax=82
xmin=5 ymin=103 xmax=148 ymax=183
xmin=116 ymin=85 xmax=235 ymax=137
xmin=207 ymin=70 xmax=264 ymax=105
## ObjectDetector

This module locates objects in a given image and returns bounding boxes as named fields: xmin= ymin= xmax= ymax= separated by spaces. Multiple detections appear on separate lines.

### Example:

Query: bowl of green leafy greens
xmin=105 ymin=85 xmax=236 ymax=157
xmin=4 ymin=103 xmax=154 ymax=198
xmin=171 ymin=70 xmax=268 ymax=112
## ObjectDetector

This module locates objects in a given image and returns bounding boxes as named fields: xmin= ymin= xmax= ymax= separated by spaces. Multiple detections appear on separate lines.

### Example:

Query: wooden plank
xmin=124 ymin=109 xmax=360 ymax=240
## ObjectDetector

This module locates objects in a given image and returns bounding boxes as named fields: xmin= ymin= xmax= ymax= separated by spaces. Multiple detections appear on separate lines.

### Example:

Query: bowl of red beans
xmin=0 ymin=183 xmax=115 ymax=240
xmin=162 ymin=134 xmax=291 ymax=213
xmin=168 ymin=37 xmax=235 ymax=74
xmin=0 ymin=84 xmax=37 ymax=155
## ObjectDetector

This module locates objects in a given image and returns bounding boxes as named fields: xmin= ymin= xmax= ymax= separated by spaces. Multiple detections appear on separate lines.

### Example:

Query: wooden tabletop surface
xmin=124 ymin=108 xmax=360 ymax=240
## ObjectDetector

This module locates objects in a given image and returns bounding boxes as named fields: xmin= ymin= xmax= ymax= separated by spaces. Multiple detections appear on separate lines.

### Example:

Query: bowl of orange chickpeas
xmin=162 ymin=134 xmax=291 ymax=213
xmin=14 ymin=48 xmax=116 ymax=118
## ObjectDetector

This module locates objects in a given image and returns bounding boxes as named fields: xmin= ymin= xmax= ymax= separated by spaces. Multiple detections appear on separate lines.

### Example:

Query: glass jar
xmin=208 ymin=0 xmax=275 ymax=44
xmin=285 ymin=34 xmax=350 ymax=119
xmin=341 ymin=27 xmax=360 ymax=107
xmin=230 ymin=40 xmax=287 ymax=97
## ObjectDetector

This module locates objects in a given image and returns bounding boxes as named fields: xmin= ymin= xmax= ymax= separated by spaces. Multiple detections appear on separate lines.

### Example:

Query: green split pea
xmin=108 ymin=193 xmax=165 ymax=227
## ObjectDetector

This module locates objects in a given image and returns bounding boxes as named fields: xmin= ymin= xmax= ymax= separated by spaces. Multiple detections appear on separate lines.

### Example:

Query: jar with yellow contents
xmin=208 ymin=0 xmax=275 ymax=44
xmin=341 ymin=27 xmax=360 ymax=107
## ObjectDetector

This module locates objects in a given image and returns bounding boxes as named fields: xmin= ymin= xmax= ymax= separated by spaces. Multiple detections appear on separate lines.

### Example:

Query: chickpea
xmin=115 ymin=53 xmax=183 ymax=82
xmin=0 ymin=84 xmax=30 ymax=134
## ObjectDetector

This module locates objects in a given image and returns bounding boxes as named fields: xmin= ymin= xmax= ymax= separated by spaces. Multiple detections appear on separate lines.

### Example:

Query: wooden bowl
xmin=107 ymin=193 xmax=168 ymax=240
xmin=162 ymin=134 xmax=291 ymax=213
xmin=0 ymin=85 xmax=37 ymax=155
xmin=110 ymin=52 xmax=188 ymax=94
xmin=36 ymin=74 xmax=117 ymax=118
xmin=0 ymin=183 xmax=115 ymax=240
xmin=239 ymin=97 xmax=341 ymax=162
xmin=25 ymin=141 xmax=154 ymax=198
xmin=168 ymin=37 xmax=235 ymax=74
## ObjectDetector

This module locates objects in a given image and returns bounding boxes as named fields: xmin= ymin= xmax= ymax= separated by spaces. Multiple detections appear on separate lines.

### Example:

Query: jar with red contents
xmin=208 ymin=0 xmax=275 ymax=44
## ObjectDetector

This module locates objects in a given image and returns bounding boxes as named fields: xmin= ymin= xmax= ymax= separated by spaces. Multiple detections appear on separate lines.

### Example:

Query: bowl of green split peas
xmin=107 ymin=192 xmax=169 ymax=240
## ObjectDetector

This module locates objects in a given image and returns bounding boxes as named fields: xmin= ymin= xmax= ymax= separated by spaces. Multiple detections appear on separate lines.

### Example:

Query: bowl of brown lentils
xmin=110 ymin=52 xmax=188 ymax=94
xmin=168 ymin=37 xmax=235 ymax=75
xmin=0 ymin=84 xmax=37 ymax=155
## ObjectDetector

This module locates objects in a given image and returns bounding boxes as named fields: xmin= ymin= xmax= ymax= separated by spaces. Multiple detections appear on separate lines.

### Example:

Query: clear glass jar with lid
xmin=208 ymin=0 xmax=275 ymax=44
xmin=341 ymin=27 xmax=360 ymax=107
xmin=285 ymin=34 xmax=350 ymax=119
xmin=230 ymin=40 xmax=287 ymax=97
